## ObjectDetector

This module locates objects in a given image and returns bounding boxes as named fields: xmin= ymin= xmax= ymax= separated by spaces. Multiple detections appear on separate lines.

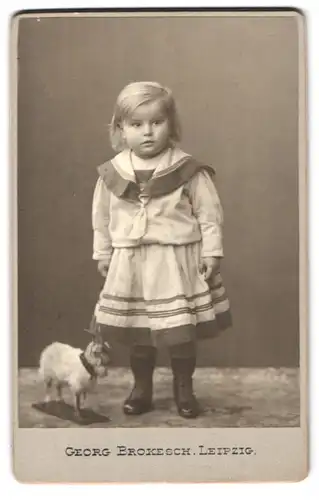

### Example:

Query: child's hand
xmin=200 ymin=257 xmax=220 ymax=280
xmin=97 ymin=260 xmax=110 ymax=278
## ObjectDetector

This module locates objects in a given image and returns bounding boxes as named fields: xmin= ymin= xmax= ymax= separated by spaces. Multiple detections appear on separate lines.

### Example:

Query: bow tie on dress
xmin=128 ymin=195 xmax=148 ymax=239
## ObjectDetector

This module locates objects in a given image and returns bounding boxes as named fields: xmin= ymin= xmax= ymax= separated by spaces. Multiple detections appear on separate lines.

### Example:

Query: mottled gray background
xmin=17 ymin=15 xmax=299 ymax=367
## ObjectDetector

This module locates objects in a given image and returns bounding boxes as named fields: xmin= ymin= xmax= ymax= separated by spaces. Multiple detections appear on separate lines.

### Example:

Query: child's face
xmin=121 ymin=100 xmax=171 ymax=159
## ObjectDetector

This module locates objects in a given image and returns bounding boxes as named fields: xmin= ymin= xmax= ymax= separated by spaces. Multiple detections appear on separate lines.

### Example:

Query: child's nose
xmin=143 ymin=123 xmax=152 ymax=135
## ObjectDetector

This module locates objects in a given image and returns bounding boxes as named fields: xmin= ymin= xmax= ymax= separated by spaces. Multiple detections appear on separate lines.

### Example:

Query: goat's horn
xmin=84 ymin=315 xmax=99 ymax=335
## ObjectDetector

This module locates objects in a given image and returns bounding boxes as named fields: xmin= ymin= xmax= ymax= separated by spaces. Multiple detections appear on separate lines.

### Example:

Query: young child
xmin=91 ymin=81 xmax=232 ymax=418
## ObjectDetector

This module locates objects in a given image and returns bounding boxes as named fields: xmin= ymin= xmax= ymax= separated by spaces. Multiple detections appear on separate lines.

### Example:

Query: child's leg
xmin=169 ymin=341 xmax=199 ymax=419
xmin=123 ymin=344 xmax=157 ymax=415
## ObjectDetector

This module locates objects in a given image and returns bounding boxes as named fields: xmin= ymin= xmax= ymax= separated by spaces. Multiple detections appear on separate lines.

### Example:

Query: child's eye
xmin=153 ymin=119 xmax=164 ymax=125
xmin=131 ymin=122 xmax=141 ymax=128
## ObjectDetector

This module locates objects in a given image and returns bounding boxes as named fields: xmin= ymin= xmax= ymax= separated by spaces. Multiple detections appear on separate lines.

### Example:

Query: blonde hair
xmin=109 ymin=81 xmax=181 ymax=152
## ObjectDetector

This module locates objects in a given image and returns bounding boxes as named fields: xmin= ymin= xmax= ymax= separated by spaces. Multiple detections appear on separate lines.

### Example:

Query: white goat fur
xmin=40 ymin=341 xmax=97 ymax=390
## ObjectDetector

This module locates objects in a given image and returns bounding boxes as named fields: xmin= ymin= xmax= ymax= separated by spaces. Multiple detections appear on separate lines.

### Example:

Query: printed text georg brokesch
xmin=65 ymin=445 xmax=256 ymax=457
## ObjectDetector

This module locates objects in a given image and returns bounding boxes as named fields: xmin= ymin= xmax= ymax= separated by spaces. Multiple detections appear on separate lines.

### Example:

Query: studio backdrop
xmin=17 ymin=14 xmax=299 ymax=367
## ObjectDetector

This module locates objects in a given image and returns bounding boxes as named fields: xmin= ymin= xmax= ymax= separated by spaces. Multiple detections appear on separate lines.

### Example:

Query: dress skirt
xmin=94 ymin=242 xmax=232 ymax=347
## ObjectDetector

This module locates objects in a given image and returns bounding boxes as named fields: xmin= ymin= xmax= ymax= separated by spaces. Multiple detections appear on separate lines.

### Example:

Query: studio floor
xmin=18 ymin=367 xmax=300 ymax=428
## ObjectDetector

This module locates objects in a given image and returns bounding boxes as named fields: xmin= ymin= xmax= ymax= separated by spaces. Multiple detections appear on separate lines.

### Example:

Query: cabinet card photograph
xmin=11 ymin=8 xmax=308 ymax=483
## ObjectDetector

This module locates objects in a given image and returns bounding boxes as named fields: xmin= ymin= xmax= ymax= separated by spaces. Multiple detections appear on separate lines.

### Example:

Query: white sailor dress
xmin=91 ymin=149 xmax=232 ymax=347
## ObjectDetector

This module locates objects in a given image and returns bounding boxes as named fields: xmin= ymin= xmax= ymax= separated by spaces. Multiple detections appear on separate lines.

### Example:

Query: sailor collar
xmin=97 ymin=155 xmax=215 ymax=201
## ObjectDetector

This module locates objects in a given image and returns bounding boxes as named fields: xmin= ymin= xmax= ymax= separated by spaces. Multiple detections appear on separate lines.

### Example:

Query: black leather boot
xmin=123 ymin=345 xmax=156 ymax=415
xmin=170 ymin=343 xmax=199 ymax=419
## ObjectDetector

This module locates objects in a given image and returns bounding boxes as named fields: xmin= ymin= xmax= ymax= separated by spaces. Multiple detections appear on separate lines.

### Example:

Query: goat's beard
xmin=94 ymin=364 xmax=109 ymax=378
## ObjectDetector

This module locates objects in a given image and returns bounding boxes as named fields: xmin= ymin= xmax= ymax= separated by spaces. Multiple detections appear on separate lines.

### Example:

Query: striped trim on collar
xmin=97 ymin=156 xmax=215 ymax=201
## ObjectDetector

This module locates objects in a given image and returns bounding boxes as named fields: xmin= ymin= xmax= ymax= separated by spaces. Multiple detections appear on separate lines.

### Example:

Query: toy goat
xmin=38 ymin=325 xmax=111 ymax=418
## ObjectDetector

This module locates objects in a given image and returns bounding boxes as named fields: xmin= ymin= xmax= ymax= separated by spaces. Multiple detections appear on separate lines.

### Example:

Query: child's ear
xmin=118 ymin=123 xmax=126 ymax=140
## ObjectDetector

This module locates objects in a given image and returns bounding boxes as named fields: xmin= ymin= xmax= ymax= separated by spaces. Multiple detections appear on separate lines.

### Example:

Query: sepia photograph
xmin=12 ymin=8 xmax=307 ymax=482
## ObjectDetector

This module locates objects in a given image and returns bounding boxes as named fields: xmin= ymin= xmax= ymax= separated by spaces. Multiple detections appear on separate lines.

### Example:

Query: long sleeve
xmin=92 ymin=177 xmax=113 ymax=263
xmin=187 ymin=170 xmax=224 ymax=257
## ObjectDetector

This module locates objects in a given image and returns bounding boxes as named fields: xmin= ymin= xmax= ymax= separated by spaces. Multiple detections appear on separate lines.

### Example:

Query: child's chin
xmin=139 ymin=150 xmax=159 ymax=159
